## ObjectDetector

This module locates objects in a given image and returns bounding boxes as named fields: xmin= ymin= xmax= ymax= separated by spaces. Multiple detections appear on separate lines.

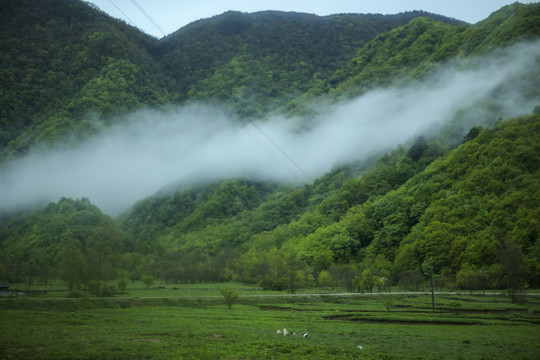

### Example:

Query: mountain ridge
xmin=0 ymin=1 xmax=472 ymax=158
xmin=0 ymin=1 xmax=539 ymax=293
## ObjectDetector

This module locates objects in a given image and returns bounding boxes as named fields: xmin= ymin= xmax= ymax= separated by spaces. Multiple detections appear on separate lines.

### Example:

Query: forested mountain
xmin=326 ymin=3 xmax=540 ymax=97
xmin=0 ymin=0 xmax=168 ymax=159
xmin=0 ymin=1 xmax=539 ymax=296
xmin=0 ymin=0 xmax=462 ymax=159
xmin=157 ymin=10 xmax=462 ymax=117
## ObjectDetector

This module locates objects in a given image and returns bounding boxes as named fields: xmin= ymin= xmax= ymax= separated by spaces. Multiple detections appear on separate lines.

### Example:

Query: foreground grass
xmin=1 ymin=287 xmax=539 ymax=359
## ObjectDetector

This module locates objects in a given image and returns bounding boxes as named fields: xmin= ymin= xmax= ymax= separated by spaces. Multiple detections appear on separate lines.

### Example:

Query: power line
xmin=241 ymin=125 xmax=305 ymax=183
xmin=128 ymin=0 xmax=167 ymax=37
xmin=108 ymin=0 xmax=136 ymax=27
xmin=105 ymin=2 xmax=309 ymax=182
xmin=248 ymin=121 xmax=314 ymax=183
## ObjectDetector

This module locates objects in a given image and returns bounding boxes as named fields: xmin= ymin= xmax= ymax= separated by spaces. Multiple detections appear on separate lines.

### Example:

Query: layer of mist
xmin=1 ymin=41 xmax=538 ymax=215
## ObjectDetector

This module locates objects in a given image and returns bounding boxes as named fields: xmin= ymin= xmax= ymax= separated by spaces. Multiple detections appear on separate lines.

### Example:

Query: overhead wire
xmin=102 ymin=2 xmax=312 ymax=183
xmin=240 ymin=125 xmax=306 ymax=183
xmin=248 ymin=121 xmax=314 ymax=183
xmin=108 ymin=0 xmax=137 ymax=27
xmin=128 ymin=0 xmax=167 ymax=37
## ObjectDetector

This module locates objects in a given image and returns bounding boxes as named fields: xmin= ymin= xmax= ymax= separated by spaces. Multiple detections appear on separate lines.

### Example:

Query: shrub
xmin=220 ymin=288 xmax=239 ymax=309
xmin=141 ymin=275 xmax=154 ymax=289
xmin=117 ymin=278 xmax=127 ymax=294
xmin=449 ymin=301 xmax=461 ymax=314
xmin=383 ymin=297 xmax=395 ymax=311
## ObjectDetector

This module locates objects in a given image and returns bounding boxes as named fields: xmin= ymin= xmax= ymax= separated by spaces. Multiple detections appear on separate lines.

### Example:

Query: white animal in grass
xmin=302 ymin=332 xmax=308 ymax=338
xmin=282 ymin=328 xmax=289 ymax=336
xmin=276 ymin=329 xmax=282 ymax=335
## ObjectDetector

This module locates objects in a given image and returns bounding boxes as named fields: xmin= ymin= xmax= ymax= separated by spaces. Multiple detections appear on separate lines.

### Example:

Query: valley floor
xmin=1 ymin=287 xmax=539 ymax=359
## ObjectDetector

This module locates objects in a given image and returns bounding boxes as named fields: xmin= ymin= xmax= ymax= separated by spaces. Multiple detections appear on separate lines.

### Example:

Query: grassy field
xmin=1 ymin=284 xmax=539 ymax=359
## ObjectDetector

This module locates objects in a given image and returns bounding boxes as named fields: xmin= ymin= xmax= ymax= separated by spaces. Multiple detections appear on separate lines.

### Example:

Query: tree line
xmin=1 ymin=114 xmax=538 ymax=298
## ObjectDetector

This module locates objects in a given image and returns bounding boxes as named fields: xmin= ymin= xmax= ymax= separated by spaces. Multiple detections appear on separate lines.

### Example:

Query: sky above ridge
xmin=86 ymin=0 xmax=524 ymax=38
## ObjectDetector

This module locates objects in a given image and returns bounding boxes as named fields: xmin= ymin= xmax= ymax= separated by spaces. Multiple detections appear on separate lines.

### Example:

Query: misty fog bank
xmin=1 ymin=41 xmax=539 ymax=215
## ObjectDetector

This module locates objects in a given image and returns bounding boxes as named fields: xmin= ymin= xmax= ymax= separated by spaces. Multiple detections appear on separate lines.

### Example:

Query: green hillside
xmin=157 ymin=10 xmax=461 ymax=117
xmin=330 ymin=3 xmax=540 ymax=96
xmin=0 ymin=0 xmax=169 ymax=159
xmin=0 ymin=1 xmax=539 ymax=296
xmin=0 ymin=0 xmax=462 ymax=159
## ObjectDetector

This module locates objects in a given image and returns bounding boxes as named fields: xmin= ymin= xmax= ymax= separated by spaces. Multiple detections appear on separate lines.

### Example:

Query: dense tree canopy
xmin=0 ymin=0 xmax=470 ymax=159
xmin=0 ymin=1 xmax=539 ymax=294
xmin=329 ymin=3 xmax=540 ymax=97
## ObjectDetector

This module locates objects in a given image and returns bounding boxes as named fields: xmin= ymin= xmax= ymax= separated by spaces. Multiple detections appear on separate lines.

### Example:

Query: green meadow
xmin=1 ymin=284 xmax=539 ymax=359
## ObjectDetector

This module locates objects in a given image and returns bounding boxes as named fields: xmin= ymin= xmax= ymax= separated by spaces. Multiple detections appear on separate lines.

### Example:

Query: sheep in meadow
xmin=276 ymin=329 xmax=282 ymax=335
xmin=283 ymin=328 xmax=289 ymax=336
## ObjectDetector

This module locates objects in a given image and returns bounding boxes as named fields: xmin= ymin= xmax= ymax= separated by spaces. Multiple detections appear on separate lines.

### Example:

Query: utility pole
xmin=424 ymin=258 xmax=436 ymax=313
xmin=429 ymin=263 xmax=435 ymax=313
